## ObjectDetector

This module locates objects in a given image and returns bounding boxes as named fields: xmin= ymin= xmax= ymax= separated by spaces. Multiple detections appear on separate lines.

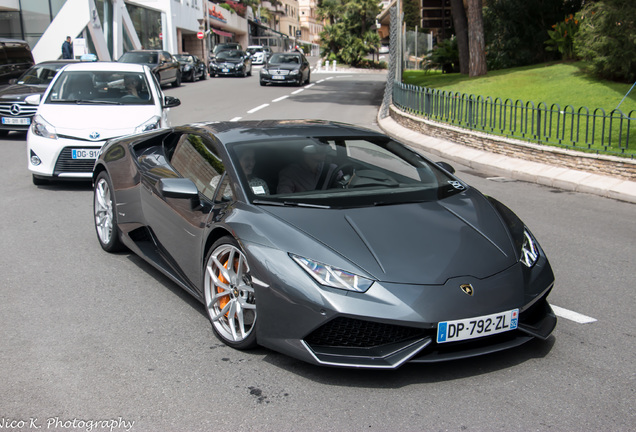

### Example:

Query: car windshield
xmin=217 ymin=50 xmax=243 ymax=61
xmin=214 ymin=44 xmax=240 ymax=55
xmin=16 ymin=63 xmax=66 ymax=85
xmin=228 ymin=137 xmax=465 ymax=208
xmin=246 ymin=47 xmax=262 ymax=55
xmin=174 ymin=55 xmax=193 ymax=63
xmin=119 ymin=52 xmax=158 ymax=65
xmin=268 ymin=54 xmax=300 ymax=64
xmin=45 ymin=70 xmax=155 ymax=105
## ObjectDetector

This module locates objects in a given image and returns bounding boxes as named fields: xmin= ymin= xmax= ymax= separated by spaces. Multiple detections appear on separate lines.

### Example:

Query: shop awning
xmin=212 ymin=28 xmax=234 ymax=37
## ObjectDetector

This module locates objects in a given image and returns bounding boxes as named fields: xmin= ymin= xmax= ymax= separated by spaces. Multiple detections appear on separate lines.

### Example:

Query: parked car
xmin=0 ymin=38 xmax=35 ymax=87
xmin=91 ymin=120 xmax=556 ymax=369
xmin=246 ymin=45 xmax=271 ymax=65
xmin=0 ymin=60 xmax=77 ymax=136
xmin=118 ymin=50 xmax=181 ymax=87
xmin=209 ymin=50 xmax=252 ymax=77
xmin=174 ymin=54 xmax=207 ymax=82
xmin=209 ymin=43 xmax=241 ymax=62
xmin=260 ymin=52 xmax=310 ymax=86
xmin=27 ymin=62 xmax=180 ymax=185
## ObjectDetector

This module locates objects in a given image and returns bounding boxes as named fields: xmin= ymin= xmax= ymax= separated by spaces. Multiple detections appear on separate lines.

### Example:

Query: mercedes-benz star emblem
xmin=460 ymin=284 xmax=474 ymax=296
xmin=89 ymin=132 xmax=100 ymax=140
xmin=10 ymin=104 xmax=21 ymax=115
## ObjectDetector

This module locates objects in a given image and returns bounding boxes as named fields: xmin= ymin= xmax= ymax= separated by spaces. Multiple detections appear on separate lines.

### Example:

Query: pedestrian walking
xmin=62 ymin=36 xmax=73 ymax=59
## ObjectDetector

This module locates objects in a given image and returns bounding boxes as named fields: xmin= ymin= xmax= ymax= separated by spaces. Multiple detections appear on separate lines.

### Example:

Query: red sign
xmin=197 ymin=31 xmax=204 ymax=39
xmin=159 ymin=32 xmax=162 ymax=40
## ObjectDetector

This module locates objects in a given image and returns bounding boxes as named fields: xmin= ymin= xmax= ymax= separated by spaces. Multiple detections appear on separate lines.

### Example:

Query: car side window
xmin=168 ymin=133 xmax=232 ymax=202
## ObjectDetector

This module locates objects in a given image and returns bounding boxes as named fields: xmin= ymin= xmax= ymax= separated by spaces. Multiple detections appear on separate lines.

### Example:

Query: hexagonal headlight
xmin=520 ymin=228 xmax=540 ymax=268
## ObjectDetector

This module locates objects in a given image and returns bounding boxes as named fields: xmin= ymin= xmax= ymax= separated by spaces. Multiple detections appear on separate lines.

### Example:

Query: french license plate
xmin=222 ymin=68 xmax=230 ymax=73
xmin=437 ymin=309 xmax=518 ymax=344
xmin=272 ymin=75 xmax=285 ymax=80
xmin=1 ymin=117 xmax=30 ymax=125
xmin=72 ymin=148 xmax=101 ymax=160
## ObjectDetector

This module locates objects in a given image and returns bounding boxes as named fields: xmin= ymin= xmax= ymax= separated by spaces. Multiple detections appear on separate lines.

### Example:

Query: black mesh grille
xmin=54 ymin=147 xmax=99 ymax=174
xmin=304 ymin=317 xmax=427 ymax=348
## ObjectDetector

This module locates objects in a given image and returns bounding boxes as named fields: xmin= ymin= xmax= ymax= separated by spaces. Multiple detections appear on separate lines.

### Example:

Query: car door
xmin=140 ymin=132 xmax=231 ymax=289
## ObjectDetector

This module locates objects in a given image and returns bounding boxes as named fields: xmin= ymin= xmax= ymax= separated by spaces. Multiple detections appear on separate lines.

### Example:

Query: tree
xmin=574 ymin=0 xmax=636 ymax=82
xmin=466 ymin=0 xmax=487 ymax=76
xmin=449 ymin=0 xmax=469 ymax=74
xmin=318 ymin=0 xmax=381 ymax=66
xmin=403 ymin=0 xmax=421 ymax=31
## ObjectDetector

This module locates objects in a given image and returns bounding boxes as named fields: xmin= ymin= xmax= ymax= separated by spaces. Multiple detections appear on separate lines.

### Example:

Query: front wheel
xmin=93 ymin=171 xmax=125 ymax=252
xmin=204 ymin=237 xmax=257 ymax=349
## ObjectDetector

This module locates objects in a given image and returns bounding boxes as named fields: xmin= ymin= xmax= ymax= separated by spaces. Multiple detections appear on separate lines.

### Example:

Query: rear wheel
xmin=172 ymin=71 xmax=181 ymax=87
xmin=204 ymin=237 xmax=257 ymax=349
xmin=93 ymin=171 xmax=124 ymax=252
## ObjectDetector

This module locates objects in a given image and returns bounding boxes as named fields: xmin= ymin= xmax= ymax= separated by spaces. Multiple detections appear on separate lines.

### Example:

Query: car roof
xmin=180 ymin=120 xmax=385 ymax=145
xmin=59 ymin=62 xmax=147 ymax=72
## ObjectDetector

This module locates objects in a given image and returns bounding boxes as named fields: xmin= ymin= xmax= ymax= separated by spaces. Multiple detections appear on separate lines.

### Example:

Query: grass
xmin=402 ymin=62 xmax=636 ymax=113
xmin=400 ymin=62 xmax=636 ymax=156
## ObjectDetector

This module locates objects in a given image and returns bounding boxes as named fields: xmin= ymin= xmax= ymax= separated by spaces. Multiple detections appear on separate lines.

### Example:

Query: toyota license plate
xmin=2 ymin=117 xmax=30 ymax=125
xmin=72 ymin=149 xmax=101 ymax=159
xmin=437 ymin=309 xmax=518 ymax=343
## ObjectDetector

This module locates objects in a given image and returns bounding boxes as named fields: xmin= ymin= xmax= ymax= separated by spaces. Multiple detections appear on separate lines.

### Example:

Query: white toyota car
xmin=26 ymin=61 xmax=180 ymax=185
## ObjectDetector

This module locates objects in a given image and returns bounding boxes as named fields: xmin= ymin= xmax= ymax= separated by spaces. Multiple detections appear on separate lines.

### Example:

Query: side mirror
xmin=25 ymin=94 xmax=41 ymax=105
xmin=163 ymin=95 xmax=181 ymax=108
xmin=158 ymin=178 xmax=199 ymax=200
xmin=436 ymin=161 xmax=455 ymax=174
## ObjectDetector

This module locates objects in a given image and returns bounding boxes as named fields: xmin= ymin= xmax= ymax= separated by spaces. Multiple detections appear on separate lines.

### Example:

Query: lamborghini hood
xmin=261 ymin=191 xmax=519 ymax=285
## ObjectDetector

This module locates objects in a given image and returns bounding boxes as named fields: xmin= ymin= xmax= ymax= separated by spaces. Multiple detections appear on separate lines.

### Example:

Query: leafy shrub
xmin=545 ymin=14 xmax=580 ymax=60
xmin=425 ymin=37 xmax=459 ymax=73
xmin=574 ymin=0 xmax=636 ymax=82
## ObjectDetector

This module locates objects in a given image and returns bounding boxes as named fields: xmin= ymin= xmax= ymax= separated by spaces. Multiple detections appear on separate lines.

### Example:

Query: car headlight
xmin=31 ymin=114 xmax=57 ymax=139
xmin=135 ymin=116 xmax=161 ymax=133
xmin=183 ymin=65 xmax=192 ymax=71
xmin=260 ymin=69 xmax=268 ymax=75
xmin=520 ymin=228 xmax=540 ymax=268
xmin=291 ymin=254 xmax=374 ymax=293
xmin=289 ymin=69 xmax=300 ymax=75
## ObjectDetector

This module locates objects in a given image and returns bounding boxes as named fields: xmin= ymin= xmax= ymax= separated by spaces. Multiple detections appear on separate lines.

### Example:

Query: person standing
xmin=62 ymin=36 xmax=73 ymax=59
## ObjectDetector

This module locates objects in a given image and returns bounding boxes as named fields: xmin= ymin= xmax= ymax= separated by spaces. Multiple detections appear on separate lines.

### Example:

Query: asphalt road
xmin=0 ymin=70 xmax=634 ymax=432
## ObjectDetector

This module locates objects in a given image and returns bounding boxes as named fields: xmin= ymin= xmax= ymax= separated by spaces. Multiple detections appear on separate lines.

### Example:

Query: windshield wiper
xmin=253 ymin=199 xmax=331 ymax=209
xmin=73 ymin=99 xmax=122 ymax=105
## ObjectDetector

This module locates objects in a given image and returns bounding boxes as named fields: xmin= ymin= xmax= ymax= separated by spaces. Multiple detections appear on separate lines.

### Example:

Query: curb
xmin=377 ymin=107 xmax=636 ymax=204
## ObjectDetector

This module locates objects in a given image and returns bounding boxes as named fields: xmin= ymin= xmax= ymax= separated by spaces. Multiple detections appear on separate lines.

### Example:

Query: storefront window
xmin=126 ymin=4 xmax=162 ymax=50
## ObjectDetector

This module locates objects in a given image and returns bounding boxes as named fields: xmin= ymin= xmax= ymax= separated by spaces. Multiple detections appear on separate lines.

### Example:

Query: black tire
xmin=172 ymin=71 xmax=181 ymax=87
xmin=93 ymin=171 xmax=125 ymax=252
xmin=0 ymin=130 xmax=9 ymax=138
xmin=32 ymin=175 xmax=49 ymax=186
xmin=305 ymin=72 xmax=310 ymax=85
xmin=201 ymin=70 xmax=208 ymax=80
xmin=203 ymin=236 xmax=257 ymax=350
xmin=260 ymin=80 xmax=266 ymax=86
xmin=188 ymin=71 xmax=195 ymax=82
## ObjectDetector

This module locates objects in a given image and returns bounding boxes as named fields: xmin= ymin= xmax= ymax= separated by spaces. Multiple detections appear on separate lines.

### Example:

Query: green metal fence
xmin=393 ymin=81 xmax=635 ymax=158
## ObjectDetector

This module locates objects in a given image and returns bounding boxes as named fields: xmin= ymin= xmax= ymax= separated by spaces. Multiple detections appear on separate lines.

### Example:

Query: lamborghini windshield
xmin=228 ymin=137 xmax=466 ymax=208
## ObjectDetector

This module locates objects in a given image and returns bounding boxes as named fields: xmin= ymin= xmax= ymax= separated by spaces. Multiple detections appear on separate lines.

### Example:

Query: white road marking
xmin=317 ymin=79 xmax=325 ymax=83
xmin=552 ymin=305 xmax=597 ymax=324
xmin=305 ymin=84 xmax=315 ymax=89
xmin=247 ymin=103 xmax=269 ymax=114
xmin=230 ymin=117 xmax=242 ymax=122
xmin=272 ymin=95 xmax=289 ymax=102
xmin=291 ymin=88 xmax=305 ymax=95
xmin=326 ymin=77 xmax=334 ymax=80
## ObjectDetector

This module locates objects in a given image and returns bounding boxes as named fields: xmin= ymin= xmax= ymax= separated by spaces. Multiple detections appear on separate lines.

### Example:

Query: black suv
xmin=0 ymin=38 xmax=35 ymax=87
xmin=118 ymin=50 xmax=181 ymax=87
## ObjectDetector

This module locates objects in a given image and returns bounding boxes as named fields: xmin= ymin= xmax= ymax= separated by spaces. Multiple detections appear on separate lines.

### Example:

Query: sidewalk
xmin=377 ymin=110 xmax=636 ymax=204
